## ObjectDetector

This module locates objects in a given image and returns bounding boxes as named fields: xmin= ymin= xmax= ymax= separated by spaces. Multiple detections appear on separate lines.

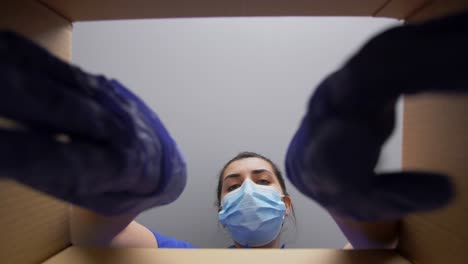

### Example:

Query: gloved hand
xmin=0 ymin=31 xmax=187 ymax=215
xmin=286 ymin=11 xmax=468 ymax=221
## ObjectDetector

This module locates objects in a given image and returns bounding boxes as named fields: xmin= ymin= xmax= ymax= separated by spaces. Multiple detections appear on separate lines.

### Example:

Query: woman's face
xmin=220 ymin=157 xmax=291 ymax=212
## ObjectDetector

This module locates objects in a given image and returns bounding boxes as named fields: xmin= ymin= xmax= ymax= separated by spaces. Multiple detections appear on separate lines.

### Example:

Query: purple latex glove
xmin=286 ymin=11 xmax=468 ymax=221
xmin=0 ymin=31 xmax=186 ymax=215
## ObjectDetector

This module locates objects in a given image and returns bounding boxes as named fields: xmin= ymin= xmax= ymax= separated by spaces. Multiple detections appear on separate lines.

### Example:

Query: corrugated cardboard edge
xmin=399 ymin=93 xmax=468 ymax=264
xmin=374 ymin=0 xmax=430 ymax=20
xmin=0 ymin=1 xmax=72 ymax=263
xmin=41 ymin=0 xmax=390 ymax=21
xmin=43 ymin=247 xmax=412 ymax=264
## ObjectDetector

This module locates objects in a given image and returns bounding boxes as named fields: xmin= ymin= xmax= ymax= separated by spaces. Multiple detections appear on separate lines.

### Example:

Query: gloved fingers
xmin=0 ymin=129 xmax=183 ymax=215
xmin=287 ymin=103 xmax=455 ymax=220
xmin=286 ymin=12 xmax=466 ymax=222
xmin=0 ymin=31 xmax=89 ymax=95
xmin=346 ymin=11 xmax=468 ymax=96
xmin=0 ymin=63 xmax=124 ymax=141
xmin=304 ymin=121 xmax=380 ymax=179
xmin=285 ymin=116 xmax=313 ymax=192
xmin=307 ymin=74 xmax=398 ymax=139
xmin=0 ymin=129 xmax=125 ymax=195
xmin=0 ymin=31 xmax=188 ymax=215
xmin=371 ymin=171 xmax=455 ymax=215
xmin=285 ymin=117 xmax=382 ymax=204
xmin=323 ymin=171 xmax=454 ymax=221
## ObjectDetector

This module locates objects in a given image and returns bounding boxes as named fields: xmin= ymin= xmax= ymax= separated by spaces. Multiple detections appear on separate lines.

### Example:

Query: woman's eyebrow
xmin=252 ymin=169 xmax=272 ymax=175
xmin=223 ymin=173 xmax=241 ymax=182
xmin=224 ymin=169 xmax=272 ymax=182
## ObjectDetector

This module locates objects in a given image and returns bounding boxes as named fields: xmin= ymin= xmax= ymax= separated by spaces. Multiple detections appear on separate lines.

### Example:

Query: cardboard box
xmin=1 ymin=0 xmax=467 ymax=263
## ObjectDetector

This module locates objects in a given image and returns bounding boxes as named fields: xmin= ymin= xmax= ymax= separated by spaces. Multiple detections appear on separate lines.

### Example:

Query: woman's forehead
xmin=223 ymin=157 xmax=274 ymax=177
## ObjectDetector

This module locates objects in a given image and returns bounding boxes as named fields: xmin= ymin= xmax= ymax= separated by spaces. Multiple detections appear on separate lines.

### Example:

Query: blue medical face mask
xmin=218 ymin=178 xmax=287 ymax=247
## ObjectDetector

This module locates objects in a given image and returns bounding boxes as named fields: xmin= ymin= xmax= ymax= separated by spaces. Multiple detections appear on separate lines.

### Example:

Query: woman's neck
xmin=234 ymin=237 xmax=281 ymax=249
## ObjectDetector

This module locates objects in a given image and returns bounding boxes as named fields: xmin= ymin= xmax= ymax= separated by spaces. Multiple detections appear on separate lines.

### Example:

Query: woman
xmin=0 ymin=30 xmax=399 ymax=250
xmin=70 ymin=152 xmax=398 ymax=249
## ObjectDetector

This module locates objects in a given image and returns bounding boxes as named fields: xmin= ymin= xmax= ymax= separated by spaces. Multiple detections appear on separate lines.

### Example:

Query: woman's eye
xmin=257 ymin=179 xmax=270 ymax=185
xmin=227 ymin=184 xmax=240 ymax=192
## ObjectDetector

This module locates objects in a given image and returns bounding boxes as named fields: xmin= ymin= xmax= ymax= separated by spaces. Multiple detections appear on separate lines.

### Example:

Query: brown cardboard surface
xmin=40 ymin=0 xmax=390 ymax=21
xmin=0 ymin=180 xmax=70 ymax=264
xmin=375 ymin=0 xmax=429 ymax=20
xmin=0 ymin=1 xmax=72 ymax=264
xmin=400 ymin=94 xmax=468 ymax=264
xmin=43 ymin=247 xmax=412 ymax=264
xmin=0 ymin=0 xmax=72 ymax=60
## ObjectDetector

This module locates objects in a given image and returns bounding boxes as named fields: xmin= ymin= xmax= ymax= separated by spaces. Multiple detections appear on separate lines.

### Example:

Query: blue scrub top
xmin=150 ymin=229 xmax=196 ymax=248
xmin=150 ymin=228 xmax=285 ymax=249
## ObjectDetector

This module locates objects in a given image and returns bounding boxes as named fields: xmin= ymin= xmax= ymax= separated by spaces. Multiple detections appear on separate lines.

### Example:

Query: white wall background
xmin=72 ymin=17 xmax=402 ymax=248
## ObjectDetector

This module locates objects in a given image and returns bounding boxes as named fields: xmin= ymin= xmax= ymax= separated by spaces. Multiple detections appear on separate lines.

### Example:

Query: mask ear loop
xmin=280 ymin=194 xmax=289 ymax=215
xmin=280 ymin=195 xmax=289 ymax=227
